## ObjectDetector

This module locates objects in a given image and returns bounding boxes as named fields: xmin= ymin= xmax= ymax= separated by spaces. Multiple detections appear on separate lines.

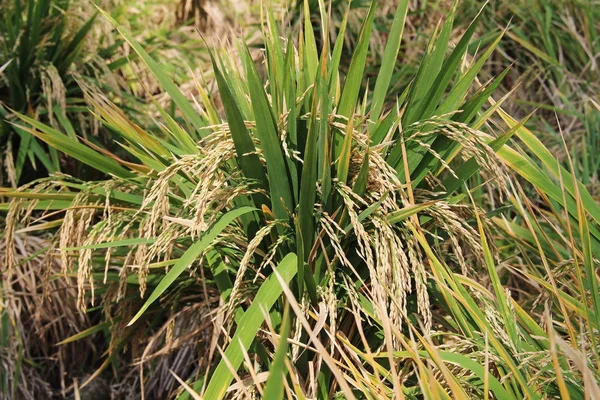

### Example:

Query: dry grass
xmin=0 ymin=232 xmax=94 ymax=398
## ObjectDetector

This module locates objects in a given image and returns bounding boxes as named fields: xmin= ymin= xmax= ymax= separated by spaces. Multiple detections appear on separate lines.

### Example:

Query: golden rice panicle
xmin=408 ymin=118 xmax=510 ymax=198
xmin=5 ymin=180 xmax=62 ymax=273
xmin=402 ymin=227 xmax=432 ymax=331
xmin=40 ymin=65 xmax=67 ymax=128
xmin=4 ymin=198 xmax=20 ymax=273
xmin=224 ymin=220 xmax=280 ymax=321
xmin=425 ymin=202 xmax=487 ymax=274
xmin=4 ymin=140 xmax=17 ymax=188
xmin=59 ymin=190 xmax=98 ymax=274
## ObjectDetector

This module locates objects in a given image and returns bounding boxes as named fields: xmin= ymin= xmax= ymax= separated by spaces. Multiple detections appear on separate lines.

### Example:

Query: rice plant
xmin=0 ymin=0 xmax=112 ymax=185
xmin=462 ymin=0 xmax=600 ymax=196
xmin=1 ymin=0 xmax=599 ymax=398
xmin=0 ymin=0 xmax=210 ymax=188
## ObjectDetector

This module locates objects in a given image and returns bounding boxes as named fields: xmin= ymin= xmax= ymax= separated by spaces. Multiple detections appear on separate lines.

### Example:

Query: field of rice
xmin=1 ymin=0 xmax=599 ymax=398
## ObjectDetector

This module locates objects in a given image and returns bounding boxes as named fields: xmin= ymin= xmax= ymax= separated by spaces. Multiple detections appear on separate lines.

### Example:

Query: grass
xmin=462 ymin=0 xmax=600 ymax=194
xmin=0 ymin=0 xmax=101 ymax=185
xmin=1 ymin=0 xmax=599 ymax=398
xmin=0 ymin=0 xmax=224 ymax=188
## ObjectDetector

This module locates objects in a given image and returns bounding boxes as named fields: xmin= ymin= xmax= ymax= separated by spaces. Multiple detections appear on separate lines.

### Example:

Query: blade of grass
xmin=11 ymin=115 xmax=133 ymax=178
xmin=369 ymin=0 xmax=409 ymax=124
xmin=336 ymin=0 xmax=376 ymax=122
xmin=201 ymin=253 xmax=297 ymax=400
xmin=242 ymin=46 xmax=294 ymax=221
xmin=262 ymin=302 xmax=291 ymax=399
xmin=210 ymin=51 xmax=268 ymax=192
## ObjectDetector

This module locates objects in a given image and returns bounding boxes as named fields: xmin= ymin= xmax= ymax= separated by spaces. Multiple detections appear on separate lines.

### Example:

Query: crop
xmin=2 ymin=0 xmax=599 ymax=398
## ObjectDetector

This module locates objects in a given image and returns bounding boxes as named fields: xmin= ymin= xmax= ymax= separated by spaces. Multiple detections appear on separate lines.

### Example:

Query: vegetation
xmin=1 ymin=0 xmax=599 ymax=399
xmin=0 ymin=0 xmax=114 ymax=185
xmin=466 ymin=0 xmax=600 ymax=193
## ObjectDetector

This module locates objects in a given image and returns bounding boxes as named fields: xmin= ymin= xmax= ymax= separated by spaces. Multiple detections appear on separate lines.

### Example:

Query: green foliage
xmin=1 ymin=0 xmax=600 ymax=399
xmin=463 ymin=0 xmax=600 ymax=191
xmin=0 ymin=0 xmax=106 ymax=183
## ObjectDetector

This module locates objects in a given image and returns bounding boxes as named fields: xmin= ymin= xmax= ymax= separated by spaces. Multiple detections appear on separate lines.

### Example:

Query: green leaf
xmin=386 ymin=5 xmax=456 ymax=169
xmin=369 ymin=0 xmax=409 ymax=124
xmin=388 ymin=351 xmax=514 ymax=400
xmin=262 ymin=303 xmax=291 ymax=399
xmin=352 ymin=150 xmax=370 ymax=196
xmin=210 ymin=51 xmax=268 ymax=193
xmin=455 ymin=66 xmax=511 ymax=125
xmin=575 ymin=173 xmax=600 ymax=358
xmin=418 ymin=4 xmax=486 ymax=123
xmin=284 ymin=37 xmax=300 ymax=203
xmin=57 ymin=322 xmax=110 ymax=345
xmin=436 ymin=30 xmax=505 ymax=116
xmin=387 ymin=201 xmax=437 ymax=224
xmin=336 ymin=0 xmax=376 ymax=128
xmin=64 ymin=238 xmax=157 ymax=252
xmin=202 ymin=253 xmax=298 ymax=400
xmin=317 ymin=37 xmax=333 ymax=207
xmin=0 ymin=200 xmax=72 ymax=212
xmin=59 ymin=11 xmax=98 ymax=71
xmin=303 ymin=0 xmax=318 ymax=85
xmin=495 ymin=111 xmax=600 ymax=247
xmin=471 ymin=194 xmax=519 ymax=344
xmin=242 ymin=46 xmax=294 ymax=221
xmin=401 ymin=3 xmax=456 ymax=127
xmin=12 ymin=114 xmax=133 ymax=178
xmin=153 ymin=102 xmax=198 ymax=154
xmin=297 ymin=81 xmax=319 ymax=300
xmin=327 ymin=5 xmax=349 ymax=95
xmin=336 ymin=113 xmax=354 ymax=185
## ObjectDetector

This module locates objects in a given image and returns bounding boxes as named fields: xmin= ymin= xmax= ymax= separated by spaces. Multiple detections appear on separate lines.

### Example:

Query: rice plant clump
xmin=2 ymin=0 xmax=600 ymax=398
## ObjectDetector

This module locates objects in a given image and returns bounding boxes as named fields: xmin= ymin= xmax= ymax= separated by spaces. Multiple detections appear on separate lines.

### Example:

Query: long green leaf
xmin=386 ymin=351 xmax=514 ymax=400
xmin=336 ymin=0 xmax=376 ymax=121
xmin=12 ymin=114 xmax=133 ymax=178
xmin=242 ymin=46 xmax=294 ymax=221
xmin=369 ymin=0 xmax=409 ymax=124
xmin=202 ymin=253 xmax=297 ymax=400
xmin=401 ymin=2 xmax=456 ymax=127
xmin=210 ymin=51 xmax=268 ymax=192
xmin=262 ymin=303 xmax=291 ymax=399
xmin=497 ymin=109 xmax=600 ymax=227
